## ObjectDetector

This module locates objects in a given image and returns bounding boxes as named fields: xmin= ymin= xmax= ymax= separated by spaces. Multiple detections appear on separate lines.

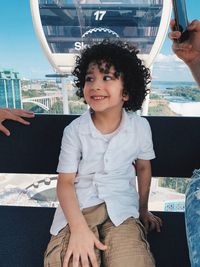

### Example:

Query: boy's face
xmin=83 ymin=62 xmax=128 ymax=114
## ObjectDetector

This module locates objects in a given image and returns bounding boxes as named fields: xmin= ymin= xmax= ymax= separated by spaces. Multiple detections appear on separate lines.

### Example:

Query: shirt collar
xmin=78 ymin=109 xmax=134 ymax=137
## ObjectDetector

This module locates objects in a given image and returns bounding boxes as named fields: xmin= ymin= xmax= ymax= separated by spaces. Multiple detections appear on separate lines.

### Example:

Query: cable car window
xmin=39 ymin=0 xmax=163 ymax=54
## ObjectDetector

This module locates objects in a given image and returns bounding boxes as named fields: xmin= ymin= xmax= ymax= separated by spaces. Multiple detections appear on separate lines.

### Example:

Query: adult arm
xmin=0 ymin=108 xmax=34 ymax=136
xmin=169 ymin=19 xmax=200 ymax=87
xmin=57 ymin=173 xmax=107 ymax=267
xmin=136 ymin=159 xmax=162 ymax=232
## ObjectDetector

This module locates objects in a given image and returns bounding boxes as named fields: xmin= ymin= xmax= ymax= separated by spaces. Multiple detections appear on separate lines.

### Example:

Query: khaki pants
xmin=44 ymin=203 xmax=155 ymax=267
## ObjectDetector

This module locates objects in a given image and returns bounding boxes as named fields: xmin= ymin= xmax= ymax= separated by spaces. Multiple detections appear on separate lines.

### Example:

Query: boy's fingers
xmin=154 ymin=221 xmax=161 ymax=232
xmin=156 ymin=216 xmax=163 ymax=226
xmin=149 ymin=216 xmax=162 ymax=232
xmin=94 ymin=239 xmax=107 ymax=251
xmin=63 ymin=250 xmax=72 ymax=267
xmin=87 ymin=252 xmax=98 ymax=267
xmin=143 ymin=220 xmax=149 ymax=232
xmin=81 ymin=255 xmax=90 ymax=267
xmin=72 ymin=253 xmax=80 ymax=267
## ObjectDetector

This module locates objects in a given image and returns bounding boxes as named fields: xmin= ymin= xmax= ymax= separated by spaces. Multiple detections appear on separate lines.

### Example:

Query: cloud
xmin=153 ymin=53 xmax=188 ymax=71
xmin=152 ymin=53 xmax=194 ymax=81
xmin=155 ymin=53 xmax=181 ymax=63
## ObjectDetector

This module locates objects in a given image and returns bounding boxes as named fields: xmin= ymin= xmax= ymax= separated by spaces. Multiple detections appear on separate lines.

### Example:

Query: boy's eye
xmin=103 ymin=75 xmax=112 ymax=81
xmin=85 ymin=76 xmax=93 ymax=82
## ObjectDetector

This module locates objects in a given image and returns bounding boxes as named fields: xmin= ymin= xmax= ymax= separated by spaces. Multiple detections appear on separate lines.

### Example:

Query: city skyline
xmin=0 ymin=69 xmax=22 ymax=109
xmin=0 ymin=0 xmax=199 ymax=82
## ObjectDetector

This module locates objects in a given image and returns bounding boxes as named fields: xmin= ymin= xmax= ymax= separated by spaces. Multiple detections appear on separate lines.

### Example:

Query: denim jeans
xmin=185 ymin=169 xmax=200 ymax=267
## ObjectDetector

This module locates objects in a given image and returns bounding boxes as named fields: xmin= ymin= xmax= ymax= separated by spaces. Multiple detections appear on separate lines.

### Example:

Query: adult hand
xmin=0 ymin=108 xmax=35 ymax=136
xmin=169 ymin=19 xmax=200 ymax=65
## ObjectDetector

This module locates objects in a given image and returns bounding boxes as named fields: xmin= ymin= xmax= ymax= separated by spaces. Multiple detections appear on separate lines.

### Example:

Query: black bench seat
xmin=1 ymin=114 xmax=200 ymax=267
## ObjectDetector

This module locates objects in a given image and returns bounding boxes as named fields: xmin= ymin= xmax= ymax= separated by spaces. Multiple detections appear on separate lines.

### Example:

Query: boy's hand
xmin=63 ymin=225 xmax=107 ymax=267
xmin=0 ymin=108 xmax=35 ymax=136
xmin=139 ymin=209 xmax=162 ymax=233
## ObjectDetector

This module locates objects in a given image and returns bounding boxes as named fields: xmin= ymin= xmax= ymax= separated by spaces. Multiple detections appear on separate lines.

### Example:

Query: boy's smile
xmin=91 ymin=95 xmax=108 ymax=100
xmin=83 ymin=62 xmax=128 ymax=114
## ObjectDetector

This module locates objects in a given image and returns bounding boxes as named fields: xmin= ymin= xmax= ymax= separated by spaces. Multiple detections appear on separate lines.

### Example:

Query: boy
xmin=44 ymin=40 xmax=162 ymax=267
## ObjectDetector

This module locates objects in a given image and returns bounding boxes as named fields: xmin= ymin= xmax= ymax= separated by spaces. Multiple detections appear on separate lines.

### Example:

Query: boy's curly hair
xmin=72 ymin=40 xmax=151 ymax=112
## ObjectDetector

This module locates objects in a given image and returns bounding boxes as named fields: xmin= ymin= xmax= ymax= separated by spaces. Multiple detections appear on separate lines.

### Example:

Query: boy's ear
xmin=122 ymin=93 xmax=129 ymax=101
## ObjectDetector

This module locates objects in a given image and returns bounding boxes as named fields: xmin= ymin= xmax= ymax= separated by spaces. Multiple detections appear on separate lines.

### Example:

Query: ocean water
xmin=151 ymin=80 xmax=197 ymax=90
xmin=151 ymin=80 xmax=200 ymax=116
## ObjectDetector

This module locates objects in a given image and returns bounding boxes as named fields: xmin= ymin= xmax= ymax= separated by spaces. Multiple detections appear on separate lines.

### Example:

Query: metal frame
xmin=30 ymin=0 xmax=172 ymax=73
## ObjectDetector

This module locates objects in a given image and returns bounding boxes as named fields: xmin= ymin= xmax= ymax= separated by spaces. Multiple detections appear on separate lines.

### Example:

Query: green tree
xmin=49 ymin=100 xmax=63 ymax=114
xmin=69 ymin=101 xmax=87 ymax=115
xmin=159 ymin=177 xmax=190 ymax=194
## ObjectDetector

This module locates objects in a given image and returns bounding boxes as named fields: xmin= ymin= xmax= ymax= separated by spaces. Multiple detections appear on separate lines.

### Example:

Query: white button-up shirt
xmin=50 ymin=109 xmax=155 ymax=235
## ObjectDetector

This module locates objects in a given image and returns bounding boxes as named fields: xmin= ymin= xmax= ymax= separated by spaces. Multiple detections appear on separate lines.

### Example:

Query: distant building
xmin=0 ymin=69 xmax=22 ymax=109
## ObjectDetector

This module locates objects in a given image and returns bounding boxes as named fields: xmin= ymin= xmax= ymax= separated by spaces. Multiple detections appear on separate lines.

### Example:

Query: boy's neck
xmin=92 ymin=109 xmax=123 ymax=134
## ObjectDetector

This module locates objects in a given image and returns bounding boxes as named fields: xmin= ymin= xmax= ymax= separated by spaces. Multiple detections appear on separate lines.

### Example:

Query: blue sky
xmin=152 ymin=0 xmax=200 ymax=82
xmin=0 ymin=0 xmax=199 ymax=81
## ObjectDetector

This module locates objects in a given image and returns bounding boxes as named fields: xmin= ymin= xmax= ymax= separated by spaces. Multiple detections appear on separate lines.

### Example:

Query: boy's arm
xmin=136 ymin=159 xmax=162 ymax=232
xmin=57 ymin=173 xmax=107 ymax=267
xmin=57 ymin=173 xmax=88 ymax=230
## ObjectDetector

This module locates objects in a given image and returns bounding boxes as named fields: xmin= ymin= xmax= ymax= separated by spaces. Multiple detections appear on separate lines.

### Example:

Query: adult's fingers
xmin=10 ymin=109 xmax=35 ymax=118
xmin=8 ymin=113 xmax=31 ymax=125
xmin=168 ymin=31 xmax=181 ymax=41
xmin=188 ymin=19 xmax=200 ymax=31
xmin=169 ymin=19 xmax=176 ymax=30
xmin=172 ymin=42 xmax=192 ymax=52
xmin=0 ymin=124 xmax=10 ymax=136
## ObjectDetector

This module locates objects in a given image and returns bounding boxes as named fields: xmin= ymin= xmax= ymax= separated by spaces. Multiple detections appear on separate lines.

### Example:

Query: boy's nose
xmin=93 ymin=87 xmax=101 ymax=91
xmin=92 ymin=80 xmax=101 ymax=90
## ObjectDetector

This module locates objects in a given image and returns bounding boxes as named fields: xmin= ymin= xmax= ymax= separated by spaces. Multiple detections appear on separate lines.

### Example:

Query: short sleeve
xmin=137 ymin=118 xmax=155 ymax=160
xmin=57 ymin=121 xmax=81 ymax=173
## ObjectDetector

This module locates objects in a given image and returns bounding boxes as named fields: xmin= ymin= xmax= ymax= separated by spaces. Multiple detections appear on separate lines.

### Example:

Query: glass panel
xmin=0 ymin=174 xmax=58 ymax=208
xmin=149 ymin=81 xmax=200 ymax=116
xmin=39 ymin=0 xmax=163 ymax=55
xmin=0 ymin=174 xmax=188 ymax=211
xmin=149 ymin=177 xmax=189 ymax=212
